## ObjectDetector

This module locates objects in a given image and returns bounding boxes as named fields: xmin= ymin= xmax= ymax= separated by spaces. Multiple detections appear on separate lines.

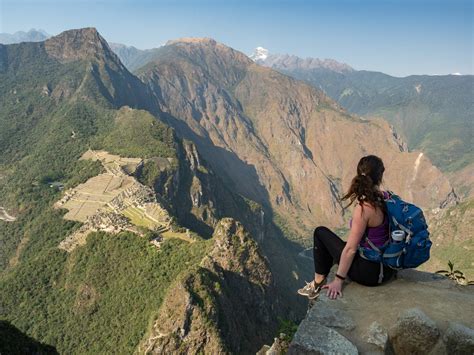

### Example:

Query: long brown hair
xmin=341 ymin=155 xmax=385 ymax=210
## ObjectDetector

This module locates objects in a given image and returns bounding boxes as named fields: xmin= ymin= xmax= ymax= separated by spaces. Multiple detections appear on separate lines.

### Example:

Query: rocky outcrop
xmin=44 ymin=27 xmax=119 ymax=65
xmin=289 ymin=269 xmax=474 ymax=354
xmin=147 ymin=138 xmax=266 ymax=239
xmin=139 ymin=218 xmax=281 ymax=354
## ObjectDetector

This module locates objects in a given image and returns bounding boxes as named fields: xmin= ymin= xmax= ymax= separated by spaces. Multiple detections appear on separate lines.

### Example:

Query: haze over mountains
xmin=0 ymin=29 xmax=50 ymax=44
xmin=250 ymin=48 xmax=474 ymax=179
xmin=108 ymin=43 xmax=163 ymax=72
xmin=0 ymin=28 xmax=472 ymax=353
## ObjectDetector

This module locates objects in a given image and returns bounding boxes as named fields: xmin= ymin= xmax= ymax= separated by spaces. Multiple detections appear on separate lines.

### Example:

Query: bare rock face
xmin=138 ymin=38 xmax=454 ymax=239
xmin=139 ymin=218 xmax=281 ymax=354
xmin=289 ymin=269 xmax=474 ymax=354
xmin=288 ymin=306 xmax=358 ymax=355
xmin=44 ymin=27 xmax=118 ymax=64
xmin=152 ymin=138 xmax=266 ymax=239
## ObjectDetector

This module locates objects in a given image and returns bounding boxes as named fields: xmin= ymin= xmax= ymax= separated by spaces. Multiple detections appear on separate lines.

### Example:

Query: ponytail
xmin=341 ymin=155 xmax=385 ymax=210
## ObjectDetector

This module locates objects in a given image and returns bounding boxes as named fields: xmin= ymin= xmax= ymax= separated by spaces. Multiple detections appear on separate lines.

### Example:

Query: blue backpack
xmin=359 ymin=191 xmax=432 ymax=276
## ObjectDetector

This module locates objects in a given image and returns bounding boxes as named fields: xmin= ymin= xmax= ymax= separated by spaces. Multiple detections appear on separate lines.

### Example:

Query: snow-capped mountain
xmin=249 ymin=46 xmax=353 ymax=73
xmin=249 ymin=46 xmax=269 ymax=62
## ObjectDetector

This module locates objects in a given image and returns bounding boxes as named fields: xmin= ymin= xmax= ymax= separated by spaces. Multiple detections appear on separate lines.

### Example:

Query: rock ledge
xmin=289 ymin=270 xmax=474 ymax=354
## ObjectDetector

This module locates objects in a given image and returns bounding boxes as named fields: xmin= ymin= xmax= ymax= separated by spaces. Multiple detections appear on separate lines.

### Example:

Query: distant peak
xmin=162 ymin=37 xmax=253 ymax=67
xmin=251 ymin=49 xmax=354 ymax=73
xmin=166 ymin=37 xmax=217 ymax=46
xmin=52 ymin=27 xmax=100 ymax=39
xmin=28 ymin=28 xmax=50 ymax=36
xmin=0 ymin=28 xmax=50 ymax=44
xmin=249 ymin=46 xmax=269 ymax=62
xmin=44 ymin=27 xmax=118 ymax=64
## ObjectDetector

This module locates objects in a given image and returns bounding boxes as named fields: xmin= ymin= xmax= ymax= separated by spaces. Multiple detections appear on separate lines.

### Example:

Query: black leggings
xmin=313 ymin=226 xmax=394 ymax=286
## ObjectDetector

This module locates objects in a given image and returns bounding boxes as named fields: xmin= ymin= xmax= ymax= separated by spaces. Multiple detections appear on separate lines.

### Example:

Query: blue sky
xmin=1 ymin=0 xmax=472 ymax=76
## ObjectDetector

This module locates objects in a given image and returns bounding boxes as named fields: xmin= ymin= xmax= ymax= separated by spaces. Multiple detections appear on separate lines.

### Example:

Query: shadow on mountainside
xmin=0 ymin=320 xmax=58 ymax=355
xmin=160 ymin=111 xmax=272 ymax=208
xmin=156 ymin=111 xmax=313 ymax=320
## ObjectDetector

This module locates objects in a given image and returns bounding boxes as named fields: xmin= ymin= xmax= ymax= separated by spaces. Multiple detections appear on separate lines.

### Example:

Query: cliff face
xmin=289 ymin=270 xmax=474 ymax=354
xmin=141 ymin=136 xmax=266 ymax=240
xmin=140 ymin=218 xmax=281 ymax=354
xmin=137 ymin=38 xmax=454 ymax=239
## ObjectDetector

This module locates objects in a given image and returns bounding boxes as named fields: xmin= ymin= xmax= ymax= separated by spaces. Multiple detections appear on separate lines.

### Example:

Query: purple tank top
xmin=360 ymin=215 xmax=389 ymax=248
xmin=350 ymin=191 xmax=390 ymax=248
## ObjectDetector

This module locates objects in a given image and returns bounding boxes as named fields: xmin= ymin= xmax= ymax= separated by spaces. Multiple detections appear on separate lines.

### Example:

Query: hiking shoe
xmin=297 ymin=279 xmax=326 ymax=300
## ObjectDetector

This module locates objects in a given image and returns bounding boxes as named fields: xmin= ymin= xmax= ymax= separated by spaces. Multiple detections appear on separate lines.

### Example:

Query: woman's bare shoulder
xmin=356 ymin=201 xmax=377 ymax=211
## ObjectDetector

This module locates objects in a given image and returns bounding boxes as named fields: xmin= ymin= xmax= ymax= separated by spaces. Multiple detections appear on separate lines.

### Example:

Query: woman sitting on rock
xmin=298 ymin=155 xmax=395 ymax=300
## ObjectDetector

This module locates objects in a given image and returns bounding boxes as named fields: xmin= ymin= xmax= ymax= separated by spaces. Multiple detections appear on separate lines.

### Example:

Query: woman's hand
xmin=322 ymin=278 xmax=343 ymax=299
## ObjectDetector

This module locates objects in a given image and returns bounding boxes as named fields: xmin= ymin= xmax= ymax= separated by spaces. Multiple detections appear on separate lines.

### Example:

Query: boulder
xmin=390 ymin=308 xmax=439 ymax=354
xmin=443 ymin=322 xmax=474 ymax=354
xmin=288 ymin=323 xmax=358 ymax=355
xmin=289 ymin=269 xmax=474 ymax=354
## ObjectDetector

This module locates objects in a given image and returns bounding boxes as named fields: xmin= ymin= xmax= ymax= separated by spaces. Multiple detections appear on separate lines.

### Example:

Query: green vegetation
xmin=0 ymin=39 xmax=208 ymax=353
xmin=431 ymin=240 xmax=474 ymax=281
xmin=1 ymin=233 xmax=208 ymax=354
xmin=277 ymin=318 xmax=299 ymax=343
xmin=122 ymin=206 xmax=157 ymax=229
xmin=97 ymin=108 xmax=176 ymax=160
xmin=137 ymin=160 xmax=164 ymax=188
xmin=272 ymin=213 xmax=303 ymax=243
xmin=436 ymin=260 xmax=474 ymax=286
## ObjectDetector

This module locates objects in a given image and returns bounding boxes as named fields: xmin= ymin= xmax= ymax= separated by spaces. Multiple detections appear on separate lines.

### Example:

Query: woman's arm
xmin=337 ymin=203 xmax=368 ymax=277
xmin=323 ymin=203 xmax=369 ymax=299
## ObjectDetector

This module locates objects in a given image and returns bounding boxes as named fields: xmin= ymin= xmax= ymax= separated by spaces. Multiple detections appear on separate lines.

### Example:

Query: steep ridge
xmin=136 ymin=38 xmax=454 ymax=240
xmin=43 ymin=27 xmax=155 ymax=110
xmin=252 ymin=50 xmax=473 ymax=277
xmin=140 ymin=218 xmax=281 ymax=354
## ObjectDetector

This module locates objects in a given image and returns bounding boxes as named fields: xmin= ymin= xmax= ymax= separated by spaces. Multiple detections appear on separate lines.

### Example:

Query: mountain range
xmin=0 ymin=29 xmax=50 ymax=44
xmin=109 ymin=41 xmax=472 ymax=181
xmin=0 ymin=29 xmax=471 ymax=353
xmin=251 ymin=48 xmax=474 ymax=181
